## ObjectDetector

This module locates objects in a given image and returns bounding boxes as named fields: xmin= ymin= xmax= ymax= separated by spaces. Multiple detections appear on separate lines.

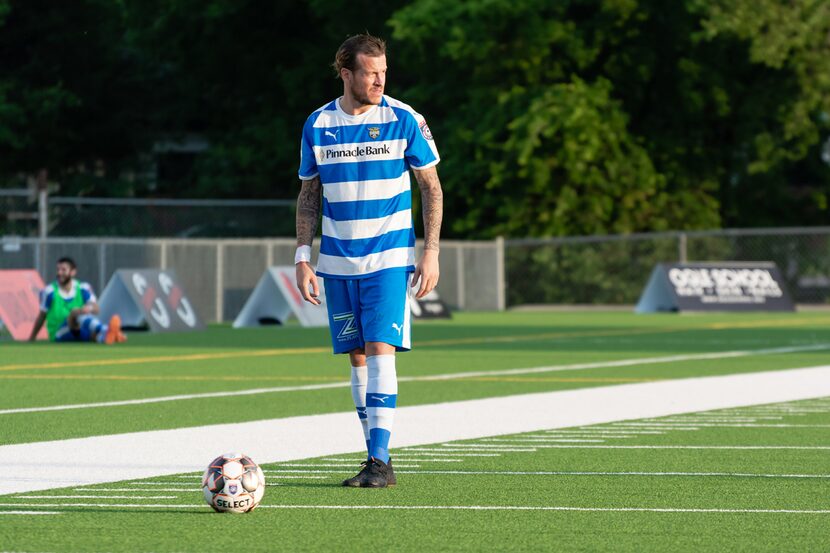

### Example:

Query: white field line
xmin=221 ymin=470 xmax=830 ymax=479
xmin=4 ymin=343 xmax=829 ymax=416
xmin=139 ymin=480 xmax=199 ymax=483
xmin=5 ymin=365 xmax=830 ymax=495
xmin=231 ymin=469 xmax=830 ymax=479
xmin=612 ymin=423 xmax=830 ymax=428
xmin=617 ymin=426 xmax=705 ymax=430
xmin=374 ymin=452 xmax=503 ymax=457
xmin=403 ymin=444 xmax=536 ymax=450
xmin=323 ymin=458 xmax=465 ymax=463
xmin=75 ymin=488 xmax=196 ymax=492
xmin=476 ymin=443 xmax=830 ymax=450
xmin=395 ymin=470 xmax=830 ymax=479
xmin=14 ymin=495 xmax=179 ymax=499
xmin=273 ymin=463 xmax=422 ymax=468
xmin=0 ymin=510 xmax=62 ymax=515
xmin=545 ymin=430 xmax=664 ymax=435
xmin=1 ymin=503 xmax=829 ymax=515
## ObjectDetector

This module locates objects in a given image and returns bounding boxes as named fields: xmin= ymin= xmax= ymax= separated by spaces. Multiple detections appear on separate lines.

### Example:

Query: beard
xmin=350 ymin=81 xmax=382 ymax=106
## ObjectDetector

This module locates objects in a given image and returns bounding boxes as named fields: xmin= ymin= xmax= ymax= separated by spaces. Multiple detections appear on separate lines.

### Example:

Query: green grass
xmin=1 ymin=398 xmax=828 ymax=552
xmin=1 ymin=311 xmax=830 ymax=551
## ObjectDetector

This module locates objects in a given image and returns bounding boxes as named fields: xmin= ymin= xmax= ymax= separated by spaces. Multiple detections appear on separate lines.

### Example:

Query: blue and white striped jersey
xmin=299 ymin=95 xmax=440 ymax=279
xmin=39 ymin=279 xmax=97 ymax=312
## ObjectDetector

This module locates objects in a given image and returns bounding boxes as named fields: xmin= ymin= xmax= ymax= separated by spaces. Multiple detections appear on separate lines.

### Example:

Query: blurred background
xmin=1 ymin=0 xmax=829 ymax=316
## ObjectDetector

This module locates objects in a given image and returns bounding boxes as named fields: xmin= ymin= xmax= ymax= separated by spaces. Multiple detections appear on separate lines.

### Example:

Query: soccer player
xmin=28 ymin=257 xmax=126 ymax=344
xmin=294 ymin=34 xmax=443 ymax=488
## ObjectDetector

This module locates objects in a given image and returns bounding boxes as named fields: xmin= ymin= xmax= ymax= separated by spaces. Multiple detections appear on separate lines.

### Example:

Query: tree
xmin=389 ymin=0 xmax=718 ymax=237
xmin=390 ymin=0 xmax=830 ymax=237
xmin=0 ymin=0 xmax=156 ymax=195
xmin=123 ymin=0 xmax=409 ymax=198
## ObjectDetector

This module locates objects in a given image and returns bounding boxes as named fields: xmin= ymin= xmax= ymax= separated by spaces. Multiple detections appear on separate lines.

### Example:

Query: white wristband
xmin=294 ymin=245 xmax=312 ymax=265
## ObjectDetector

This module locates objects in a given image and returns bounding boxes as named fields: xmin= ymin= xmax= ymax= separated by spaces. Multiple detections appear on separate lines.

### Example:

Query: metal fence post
xmin=496 ymin=236 xmax=506 ymax=311
xmin=456 ymin=246 xmax=465 ymax=310
xmin=679 ymin=232 xmax=688 ymax=263
xmin=98 ymin=242 xmax=107 ymax=292
xmin=35 ymin=238 xmax=42 ymax=277
xmin=38 ymin=188 xmax=48 ymax=239
xmin=160 ymin=240 xmax=168 ymax=269
xmin=216 ymin=242 xmax=224 ymax=323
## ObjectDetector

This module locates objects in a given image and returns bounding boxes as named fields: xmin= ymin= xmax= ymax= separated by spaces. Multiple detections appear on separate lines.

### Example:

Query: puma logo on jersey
xmin=325 ymin=129 xmax=340 ymax=142
xmin=392 ymin=322 xmax=403 ymax=335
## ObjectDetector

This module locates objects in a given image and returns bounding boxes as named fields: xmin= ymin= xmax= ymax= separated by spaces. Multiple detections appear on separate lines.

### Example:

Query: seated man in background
xmin=28 ymin=256 xmax=125 ymax=344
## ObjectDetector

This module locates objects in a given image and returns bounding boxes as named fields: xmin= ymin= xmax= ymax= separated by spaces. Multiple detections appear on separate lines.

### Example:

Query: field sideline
xmin=1 ymin=311 xmax=829 ymax=551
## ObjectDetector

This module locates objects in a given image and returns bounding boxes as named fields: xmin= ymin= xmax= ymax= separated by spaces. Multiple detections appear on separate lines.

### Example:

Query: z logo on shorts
xmin=332 ymin=312 xmax=359 ymax=341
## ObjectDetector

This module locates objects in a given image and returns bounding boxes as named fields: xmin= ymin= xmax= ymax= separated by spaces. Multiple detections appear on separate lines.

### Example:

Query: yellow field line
xmin=0 ymin=347 xmax=329 ymax=372
xmin=0 ymin=373 xmax=658 ymax=384
xmin=1 ymin=316 xmax=827 ymax=373
xmin=0 ymin=373 xmax=344 ymax=382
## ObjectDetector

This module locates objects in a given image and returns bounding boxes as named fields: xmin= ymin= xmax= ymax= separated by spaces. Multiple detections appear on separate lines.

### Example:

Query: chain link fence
xmin=0 ymin=238 xmax=505 ymax=322
xmin=506 ymin=228 xmax=830 ymax=306
xmin=0 ymin=190 xmax=296 ymax=238
xmin=3 ymin=188 xmax=829 ymax=316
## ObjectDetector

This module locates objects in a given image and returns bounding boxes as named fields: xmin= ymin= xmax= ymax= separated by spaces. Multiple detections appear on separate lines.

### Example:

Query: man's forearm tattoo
xmin=296 ymin=176 xmax=322 ymax=247
xmin=414 ymin=167 xmax=443 ymax=251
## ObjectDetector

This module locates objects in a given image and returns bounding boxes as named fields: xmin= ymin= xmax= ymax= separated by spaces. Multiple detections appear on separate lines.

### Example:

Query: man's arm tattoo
xmin=413 ymin=167 xmax=443 ymax=251
xmin=296 ymin=176 xmax=322 ymax=247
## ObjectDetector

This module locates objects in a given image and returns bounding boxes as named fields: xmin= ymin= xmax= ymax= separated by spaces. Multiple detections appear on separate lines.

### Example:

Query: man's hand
xmin=411 ymin=249 xmax=440 ymax=299
xmin=296 ymin=262 xmax=321 ymax=305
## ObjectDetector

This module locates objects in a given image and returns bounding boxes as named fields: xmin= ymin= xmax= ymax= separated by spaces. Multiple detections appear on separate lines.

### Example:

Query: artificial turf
xmin=1 ymin=311 xmax=829 ymax=551
xmin=1 ymin=398 xmax=828 ymax=552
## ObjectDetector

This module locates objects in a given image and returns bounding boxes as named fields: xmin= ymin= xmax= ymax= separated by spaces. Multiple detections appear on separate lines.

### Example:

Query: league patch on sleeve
xmin=419 ymin=119 xmax=433 ymax=141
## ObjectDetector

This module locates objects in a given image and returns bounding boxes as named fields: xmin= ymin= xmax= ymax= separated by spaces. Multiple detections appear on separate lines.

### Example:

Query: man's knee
xmin=365 ymin=342 xmax=395 ymax=356
xmin=349 ymin=347 xmax=366 ymax=366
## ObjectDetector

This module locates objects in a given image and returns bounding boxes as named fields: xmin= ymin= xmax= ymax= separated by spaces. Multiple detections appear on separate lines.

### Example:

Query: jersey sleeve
xmin=39 ymin=286 xmax=53 ymax=312
xmin=298 ymin=117 xmax=319 ymax=180
xmin=404 ymin=111 xmax=440 ymax=170
xmin=80 ymin=282 xmax=98 ymax=305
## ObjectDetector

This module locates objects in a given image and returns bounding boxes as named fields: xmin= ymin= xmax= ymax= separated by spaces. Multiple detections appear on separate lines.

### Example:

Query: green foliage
xmin=0 ymin=0 xmax=828 ymax=236
xmin=506 ymin=237 xmax=681 ymax=305
xmin=492 ymin=77 xmax=670 ymax=236
xmin=122 ymin=0 xmax=408 ymax=197
xmin=389 ymin=0 xmax=724 ymax=237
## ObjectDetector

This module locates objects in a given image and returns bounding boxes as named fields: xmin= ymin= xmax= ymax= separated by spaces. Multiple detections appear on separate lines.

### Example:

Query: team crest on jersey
xmin=419 ymin=119 xmax=433 ymax=141
xmin=368 ymin=127 xmax=380 ymax=139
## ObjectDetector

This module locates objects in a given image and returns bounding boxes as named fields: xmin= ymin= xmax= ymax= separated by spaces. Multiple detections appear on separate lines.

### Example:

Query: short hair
xmin=57 ymin=256 xmax=76 ymax=270
xmin=332 ymin=33 xmax=386 ymax=76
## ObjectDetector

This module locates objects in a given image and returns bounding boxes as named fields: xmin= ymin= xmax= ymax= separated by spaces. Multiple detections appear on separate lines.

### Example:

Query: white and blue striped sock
xmin=350 ymin=365 xmax=370 ymax=455
xmin=366 ymin=354 xmax=397 ymax=463
xmin=78 ymin=315 xmax=105 ymax=343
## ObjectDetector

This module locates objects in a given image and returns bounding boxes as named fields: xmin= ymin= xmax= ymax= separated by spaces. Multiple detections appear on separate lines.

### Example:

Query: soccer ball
xmin=202 ymin=452 xmax=266 ymax=513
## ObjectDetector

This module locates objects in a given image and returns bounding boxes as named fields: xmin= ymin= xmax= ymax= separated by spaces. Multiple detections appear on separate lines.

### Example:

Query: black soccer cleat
xmin=341 ymin=461 xmax=369 ymax=487
xmin=341 ymin=457 xmax=395 ymax=488
xmin=385 ymin=457 xmax=396 ymax=487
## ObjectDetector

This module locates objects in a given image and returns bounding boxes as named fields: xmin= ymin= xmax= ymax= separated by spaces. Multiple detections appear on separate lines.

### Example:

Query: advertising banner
xmin=0 ymin=270 xmax=48 ymax=341
xmin=233 ymin=267 xmax=329 ymax=328
xmin=98 ymin=269 xmax=205 ymax=331
xmin=636 ymin=262 xmax=795 ymax=312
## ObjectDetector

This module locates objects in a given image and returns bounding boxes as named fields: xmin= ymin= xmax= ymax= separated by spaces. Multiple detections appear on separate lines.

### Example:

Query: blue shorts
xmin=54 ymin=320 xmax=91 ymax=342
xmin=324 ymin=271 xmax=412 ymax=354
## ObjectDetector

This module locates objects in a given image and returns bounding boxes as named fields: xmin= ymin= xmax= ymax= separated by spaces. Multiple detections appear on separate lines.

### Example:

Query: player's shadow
xmin=270 ymin=482 xmax=335 ymax=489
